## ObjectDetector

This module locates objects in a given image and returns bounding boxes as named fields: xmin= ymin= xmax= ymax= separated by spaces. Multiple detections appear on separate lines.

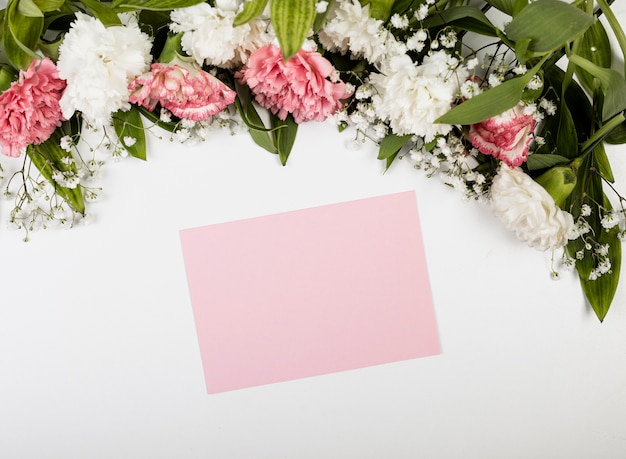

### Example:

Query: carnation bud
xmin=534 ymin=161 xmax=580 ymax=207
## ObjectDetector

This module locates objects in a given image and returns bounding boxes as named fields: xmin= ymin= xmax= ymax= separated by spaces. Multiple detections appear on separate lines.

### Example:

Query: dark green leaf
xmin=385 ymin=152 xmax=398 ymax=172
xmin=485 ymin=0 xmax=523 ymax=16
xmin=377 ymin=133 xmax=412 ymax=160
xmin=422 ymin=6 xmax=498 ymax=37
xmin=555 ymin=101 xmax=578 ymax=159
xmin=270 ymin=0 xmax=316 ymax=60
xmin=505 ymin=0 xmax=595 ymax=54
xmin=113 ymin=106 xmax=147 ymax=161
xmin=525 ymin=153 xmax=570 ymax=171
xmin=0 ymin=65 xmax=18 ymax=91
xmin=26 ymin=130 xmax=86 ymax=215
xmin=569 ymin=54 xmax=626 ymax=121
xmin=593 ymin=143 xmax=614 ymax=183
xmin=271 ymin=114 xmax=298 ymax=166
xmin=234 ymin=83 xmax=277 ymax=154
xmin=233 ymin=0 xmax=268 ymax=26
xmin=606 ymin=120 xmax=626 ymax=144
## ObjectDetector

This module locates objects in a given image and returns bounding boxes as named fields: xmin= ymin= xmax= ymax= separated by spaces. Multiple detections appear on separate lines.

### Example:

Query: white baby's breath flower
xmin=316 ymin=1 xmax=328 ymax=13
xmin=60 ymin=135 xmax=73 ymax=152
xmin=123 ymin=136 xmax=136 ymax=147
xmin=490 ymin=165 xmax=577 ymax=251
xmin=57 ymin=12 xmax=153 ymax=127
xmin=414 ymin=4 xmax=429 ymax=20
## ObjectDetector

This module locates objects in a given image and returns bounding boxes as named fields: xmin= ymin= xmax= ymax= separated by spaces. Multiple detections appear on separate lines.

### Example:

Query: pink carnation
xmin=236 ymin=45 xmax=350 ymax=124
xmin=0 ymin=58 xmax=66 ymax=158
xmin=129 ymin=60 xmax=236 ymax=121
xmin=468 ymin=103 xmax=536 ymax=167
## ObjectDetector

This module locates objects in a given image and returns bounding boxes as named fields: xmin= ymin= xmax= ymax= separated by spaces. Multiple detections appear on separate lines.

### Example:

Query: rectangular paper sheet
xmin=180 ymin=191 xmax=440 ymax=393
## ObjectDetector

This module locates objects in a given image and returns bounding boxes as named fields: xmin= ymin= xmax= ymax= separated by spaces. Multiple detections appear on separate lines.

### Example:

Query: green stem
xmin=580 ymin=112 xmax=626 ymax=155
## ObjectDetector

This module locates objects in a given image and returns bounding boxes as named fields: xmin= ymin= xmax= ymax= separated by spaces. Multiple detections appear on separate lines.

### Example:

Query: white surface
xmin=0 ymin=120 xmax=625 ymax=459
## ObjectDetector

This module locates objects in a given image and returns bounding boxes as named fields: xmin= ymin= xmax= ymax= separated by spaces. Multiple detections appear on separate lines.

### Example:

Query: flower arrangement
xmin=0 ymin=0 xmax=625 ymax=321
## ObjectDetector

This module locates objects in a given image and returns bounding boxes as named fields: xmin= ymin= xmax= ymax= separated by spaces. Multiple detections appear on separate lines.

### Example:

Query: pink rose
xmin=236 ymin=45 xmax=350 ymax=124
xmin=468 ymin=103 xmax=536 ymax=167
xmin=0 ymin=58 xmax=66 ymax=158
xmin=129 ymin=59 xmax=236 ymax=121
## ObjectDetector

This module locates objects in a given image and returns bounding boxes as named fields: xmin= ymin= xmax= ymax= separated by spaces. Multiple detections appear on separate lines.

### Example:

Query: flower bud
xmin=534 ymin=164 xmax=578 ymax=207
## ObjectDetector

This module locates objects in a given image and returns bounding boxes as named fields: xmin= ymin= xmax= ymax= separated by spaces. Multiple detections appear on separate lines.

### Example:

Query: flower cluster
xmin=0 ymin=0 xmax=625 ymax=321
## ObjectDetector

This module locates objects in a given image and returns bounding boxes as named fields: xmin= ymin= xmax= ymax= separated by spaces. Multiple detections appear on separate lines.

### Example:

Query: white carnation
xmin=57 ymin=13 xmax=152 ymax=127
xmin=170 ymin=3 xmax=273 ymax=68
xmin=490 ymin=165 xmax=577 ymax=251
xmin=318 ymin=0 xmax=397 ymax=64
xmin=370 ymin=51 xmax=468 ymax=141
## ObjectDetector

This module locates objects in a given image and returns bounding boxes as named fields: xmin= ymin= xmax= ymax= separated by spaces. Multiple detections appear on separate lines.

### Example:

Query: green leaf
xmin=485 ymin=0 xmax=522 ymax=16
xmin=233 ymin=0 xmax=268 ymax=26
xmin=606 ymin=120 xmax=626 ymax=144
xmin=366 ymin=0 xmax=394 ymax=21
xmin=271 ymin=114 xmax=298 ymax=166
xmin=234 ymin=82 xmax=277 ymax=154
xmin=17 ymin=0 xmax=43 ymax=17
xmin=4 ymin=0 xmax=44 ymax=69
xmin=525 ymin=153 xmax=570 ymax=171
xmin=593 ymin=143 xmax=614 ymax=183
xmin=569 ymin=54 xmax=626 ymax=121
xmin=555 ymin=100 xmax=578 ymax=159
xmin=113 ymin=106 xmax=147 ymax=161
xmin=79 ymin=0 xmax=121 ymax=25
xmin=566 ymin=154 xmax=620 ymax=321
xmin=505 ymin=0 xmax=595 ymax=54
xmin=111 ymin=0 xmax=204 ymax=11
xmin=32 ymin=0 xmax=64 ymax=12
xmin=436 ymin=75 xmax=529 ymax=125
xmin=576 ymin=19 xmax=612 ymax=94
xmin=421 ymin=6 xmax=498 ymax=37
xmin=377 ymin=133 xmax=412 ymax=160
xmin=270 ymin=0 xmax=316 ymax=60
xmin=0 ymin=65 xmax=18 ymax=91
xmin=26 ymin=130 xmax=86 ymax=215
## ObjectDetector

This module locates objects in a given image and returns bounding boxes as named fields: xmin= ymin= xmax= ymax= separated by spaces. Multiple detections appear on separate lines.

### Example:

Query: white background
xmin=2 ymin=6 xmax=626 ymax=458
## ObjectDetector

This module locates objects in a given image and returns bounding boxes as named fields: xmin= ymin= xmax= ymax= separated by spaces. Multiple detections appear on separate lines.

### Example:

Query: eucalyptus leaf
xmin=270 ymin=0 xmax=316 ymax=60
xmin=113 ymin=106 xmax=147 ymax=161
xmin=26 ymin=131 xmax=86 ymax=215
xmin=233 ymin=0 xmax=268 ymax=26
xmin=377 ymin=133 xmax=412 ymax=160
xmin=505 ymin=0 xmax=595 ymax=54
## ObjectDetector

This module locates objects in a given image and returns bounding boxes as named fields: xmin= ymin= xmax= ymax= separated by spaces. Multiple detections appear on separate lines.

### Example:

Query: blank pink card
xmin=180 ymin=191 xmax=440 ymax=394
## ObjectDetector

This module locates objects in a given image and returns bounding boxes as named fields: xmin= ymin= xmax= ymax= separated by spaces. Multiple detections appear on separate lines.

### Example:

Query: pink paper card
xmin=180 ymin=191 xmax=440 ymax=394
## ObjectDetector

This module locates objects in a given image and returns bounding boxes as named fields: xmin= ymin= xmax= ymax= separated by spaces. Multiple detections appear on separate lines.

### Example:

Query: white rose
xmin=490 ymin=165 xmax=577 ymax=251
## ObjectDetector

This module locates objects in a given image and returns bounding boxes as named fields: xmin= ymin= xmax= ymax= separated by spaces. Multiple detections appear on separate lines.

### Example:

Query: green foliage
xmin=113 ymin=106 xmax=147 ymax=161
xmin=505 ymin=0 xmax=595 ymax=54
xmin=26 ymin=130 xmax=86 ymax=215
xmin=233 ymin=0 xmax=268 ymax=26
xmin=111 ymin=0 xmax=204 ymax=11
xmin=270 ymin=0 xmax=316 ymax=60
xmin=421 ymin=6 xmax=498 ymax=37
